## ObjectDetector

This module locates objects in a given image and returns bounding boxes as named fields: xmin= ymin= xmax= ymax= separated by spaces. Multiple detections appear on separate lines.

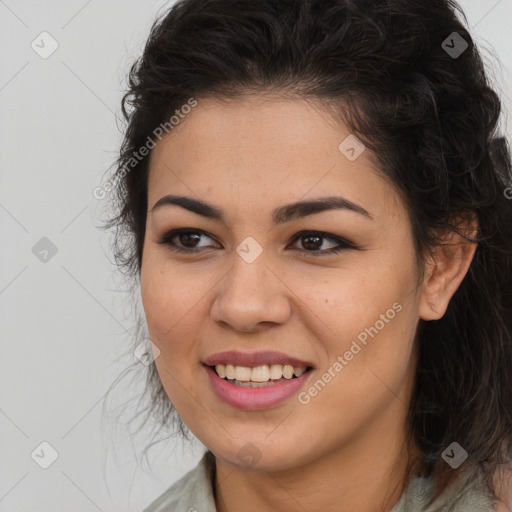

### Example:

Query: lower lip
xmin=204 ymin=365 xmax=312 ymax=410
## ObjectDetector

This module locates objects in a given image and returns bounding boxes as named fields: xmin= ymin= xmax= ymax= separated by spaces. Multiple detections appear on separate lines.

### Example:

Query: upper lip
xmin=203 ymin=350 xmax=314 ymax=368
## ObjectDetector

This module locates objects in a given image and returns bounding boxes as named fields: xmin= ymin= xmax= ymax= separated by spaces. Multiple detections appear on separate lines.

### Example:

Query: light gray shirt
xmin=142 ymin=451 xmax=496 ymax=511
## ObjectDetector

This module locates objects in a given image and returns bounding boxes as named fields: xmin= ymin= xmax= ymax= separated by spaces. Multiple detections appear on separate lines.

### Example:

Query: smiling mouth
xmin=209 ymin=363 xmax=313 ymax=387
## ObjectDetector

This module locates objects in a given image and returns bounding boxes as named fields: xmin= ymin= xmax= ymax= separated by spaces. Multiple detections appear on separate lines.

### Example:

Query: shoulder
xmin=391 ymin=467 xmax=497 ymax=512
xmin=142 ymin=451 xmax=217 ymax=512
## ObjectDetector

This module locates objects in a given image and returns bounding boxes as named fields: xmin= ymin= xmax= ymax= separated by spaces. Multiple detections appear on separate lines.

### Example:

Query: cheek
xmin=140 ymin=256 xmax=202 ymax=347
xmin=140 ymin=253 xmax=225 ymax=401
xmin=141 ymin=260 xmax=207 ymax=404
xmin=297 ymin=247 xmax=419 ymax=382
xmin=297 ymin=302 xmax=418 ymax=434
xmin=297 ymin=251 xmax=417 ymax=334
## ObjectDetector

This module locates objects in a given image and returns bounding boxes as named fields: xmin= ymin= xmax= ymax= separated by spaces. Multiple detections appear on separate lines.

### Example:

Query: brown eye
xmin=156 ymin=229 xmax=219 ymax=253
xmin=156 ymin=228 xmax=357 ymax=256
xmin=289 ymin=231 xmax=356 ymax=256
xmin=177 ymin=231 xmax=202 ymax=248
xmin=301 ymin=234 xmax=323 ymax=250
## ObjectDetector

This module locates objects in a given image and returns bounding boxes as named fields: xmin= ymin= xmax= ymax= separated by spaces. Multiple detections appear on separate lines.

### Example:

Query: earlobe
xmin=419 ymin=213 xmax=478 ymax=321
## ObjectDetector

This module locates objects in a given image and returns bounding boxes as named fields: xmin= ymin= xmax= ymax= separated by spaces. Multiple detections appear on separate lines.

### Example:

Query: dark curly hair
xmin=100 ymin=0 xmax=512 ymax=507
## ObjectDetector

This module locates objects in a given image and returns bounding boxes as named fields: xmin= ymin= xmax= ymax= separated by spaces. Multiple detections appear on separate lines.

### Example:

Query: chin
xmin=207 ymin=436 xmax=312 ymax=472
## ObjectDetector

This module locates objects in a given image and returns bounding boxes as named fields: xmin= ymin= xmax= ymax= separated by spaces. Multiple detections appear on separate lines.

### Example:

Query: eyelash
xmin=155 ymin=228 xmax=357 ymax=256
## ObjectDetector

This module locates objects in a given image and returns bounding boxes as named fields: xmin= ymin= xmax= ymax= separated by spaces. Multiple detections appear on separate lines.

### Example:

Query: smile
xmin=204 ymin=364 xmax=314 ymax=410
xmin=214 ymin=363 xmax=308 ymax=383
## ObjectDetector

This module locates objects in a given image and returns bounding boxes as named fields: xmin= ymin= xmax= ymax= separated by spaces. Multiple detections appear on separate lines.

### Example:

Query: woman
xmin=103 ymin=0 xmax=512 ymax=510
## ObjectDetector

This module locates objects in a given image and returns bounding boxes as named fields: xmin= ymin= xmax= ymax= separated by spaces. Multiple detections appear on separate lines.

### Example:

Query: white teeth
xmin=234 ymin=366 xmax=252 ymax=382
xmin=282 ymin=364 xmax=294 ymax=379
xmin=269 ymin=364 xmax=283 ymax=380
xmin=294 ymin=367 xmax=306 ymax=377
xmin=225 ymin=364 xmax=236 ymax=380
xmin=216 ymin=364 xmax=226 ymax=378
xmin=251 ymin=365 xmax=270 ymax=382
xmin=214 ymin=363 xmax=308 ymax=382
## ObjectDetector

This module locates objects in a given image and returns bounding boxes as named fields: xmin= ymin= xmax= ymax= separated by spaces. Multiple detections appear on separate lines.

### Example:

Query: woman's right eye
xmin=155 ymin=229 xmax=219 ymax=253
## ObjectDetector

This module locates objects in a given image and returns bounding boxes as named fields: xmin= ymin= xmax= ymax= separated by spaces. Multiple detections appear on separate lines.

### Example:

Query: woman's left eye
xmin=155 ymin=229 xmax=356 ymax=256
xmin=289 ymin=231 xmax=356 ymax=255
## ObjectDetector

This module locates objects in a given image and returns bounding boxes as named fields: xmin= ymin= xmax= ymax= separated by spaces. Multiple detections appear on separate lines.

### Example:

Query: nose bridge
xmin=210 ymin=248 xmax=291 ymax=331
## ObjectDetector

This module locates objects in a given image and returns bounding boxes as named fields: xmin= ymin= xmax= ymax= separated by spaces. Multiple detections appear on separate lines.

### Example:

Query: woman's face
xmin=140 ymin=95 xmax=424 ymax=471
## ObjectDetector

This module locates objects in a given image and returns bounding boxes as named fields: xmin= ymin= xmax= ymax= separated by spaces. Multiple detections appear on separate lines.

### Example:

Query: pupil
xmin=180 ymin=232 xmax=200 ymax=247
xmin=303 ymin=235 xmax=321 ymax=250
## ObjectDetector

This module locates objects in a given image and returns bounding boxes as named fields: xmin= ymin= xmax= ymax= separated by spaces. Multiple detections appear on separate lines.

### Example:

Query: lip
xmin=204 ymin=365 xmax=313 ymax=410
xmin=203 ymin=350 xmax=314 ymax=368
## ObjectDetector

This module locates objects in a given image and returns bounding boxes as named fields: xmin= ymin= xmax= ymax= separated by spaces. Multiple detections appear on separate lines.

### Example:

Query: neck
xmin=214 ymin=402 xmax=421 ymax=512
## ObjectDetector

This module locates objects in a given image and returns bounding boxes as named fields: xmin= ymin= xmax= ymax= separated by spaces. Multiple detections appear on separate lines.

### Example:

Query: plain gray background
xmin=1 ymin=1 xmax=511 ymax=510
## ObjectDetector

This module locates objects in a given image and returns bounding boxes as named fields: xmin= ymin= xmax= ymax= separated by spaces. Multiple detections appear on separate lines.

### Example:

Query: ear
xmin=419 ymin=211 xmax=478 ymax=321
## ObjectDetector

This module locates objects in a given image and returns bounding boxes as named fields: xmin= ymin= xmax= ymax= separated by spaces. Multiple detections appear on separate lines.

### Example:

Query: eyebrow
xmin=150 ymin=194 xmax=373 ymax=224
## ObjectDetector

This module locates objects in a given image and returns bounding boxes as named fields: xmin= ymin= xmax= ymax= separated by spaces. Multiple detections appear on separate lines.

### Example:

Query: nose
xmin=210 ymin=255 xmax=292 ymax=333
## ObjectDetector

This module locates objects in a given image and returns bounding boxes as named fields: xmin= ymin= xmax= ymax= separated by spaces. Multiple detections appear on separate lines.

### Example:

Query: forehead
xmin=153 ymin=94 xmax=357 ymax=160
xmin=147 ymin=95 xmax=405 ymax=222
